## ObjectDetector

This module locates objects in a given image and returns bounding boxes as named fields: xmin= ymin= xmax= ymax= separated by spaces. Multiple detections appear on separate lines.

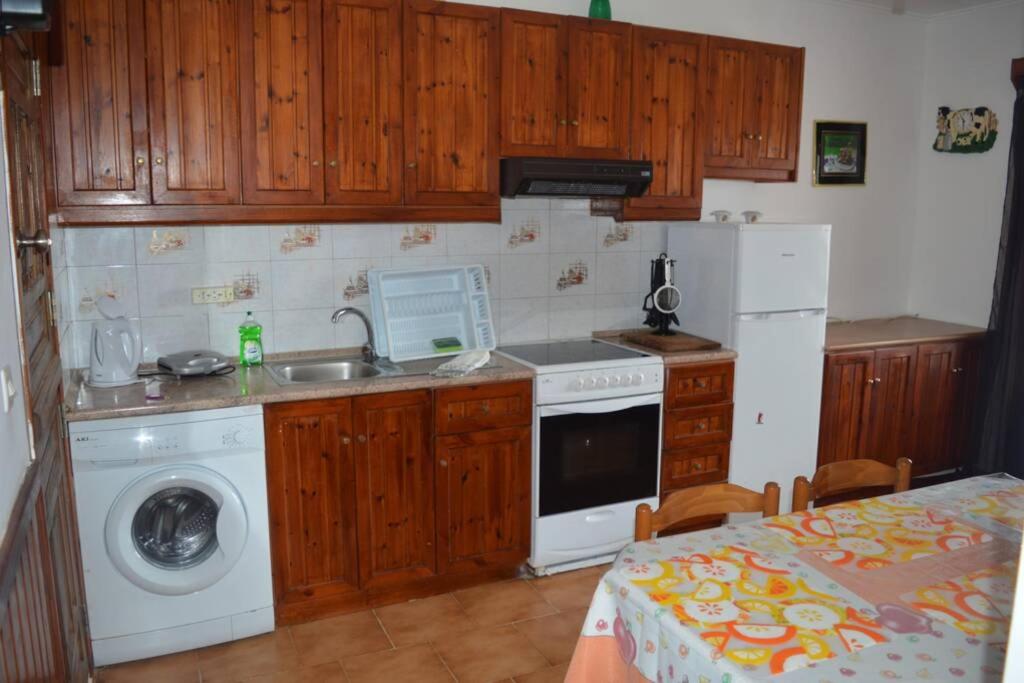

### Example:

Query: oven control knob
xmin=633 ymin=373 xmax=645 ymax=385
xmin=574 ymin=378 xmax=585 ymax=391
xmin=597 ymin=376 xmax=610 ymax=388
xmin=586 ymin=377 xmax=598 ymax=389
xmin=610 ymin=375 xmax=621 ymax=386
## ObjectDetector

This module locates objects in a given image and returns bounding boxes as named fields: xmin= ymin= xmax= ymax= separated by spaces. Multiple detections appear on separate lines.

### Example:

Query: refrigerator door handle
xmin=738 ymin=309 xmax=825 ymax=321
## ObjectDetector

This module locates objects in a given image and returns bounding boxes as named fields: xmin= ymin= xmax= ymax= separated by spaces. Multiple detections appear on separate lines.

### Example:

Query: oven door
xmin=537 ymin=392 xmax=661 ymax=517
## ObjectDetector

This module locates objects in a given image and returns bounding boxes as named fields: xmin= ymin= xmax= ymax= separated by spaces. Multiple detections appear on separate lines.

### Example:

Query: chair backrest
xmin=634 ymin=482 xmax=781 ymax=541
xmin=792 ymin=457 xmax=912 ymax=512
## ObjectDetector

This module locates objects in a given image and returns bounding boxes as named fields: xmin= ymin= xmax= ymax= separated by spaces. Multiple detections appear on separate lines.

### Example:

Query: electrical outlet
xmin=192 ymin=286 xmax=235 ymax=305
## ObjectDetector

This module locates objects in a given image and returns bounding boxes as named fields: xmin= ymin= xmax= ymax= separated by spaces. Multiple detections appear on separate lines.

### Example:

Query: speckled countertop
xmin=592 ymin=330 xmax=738 ymax=365
xmin=825 ymin=316 xmax=985 ymax=351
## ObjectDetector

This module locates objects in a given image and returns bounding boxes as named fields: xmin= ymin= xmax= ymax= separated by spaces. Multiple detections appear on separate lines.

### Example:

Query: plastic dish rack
xmin=368 ymin=265 xmax=496 ymax=362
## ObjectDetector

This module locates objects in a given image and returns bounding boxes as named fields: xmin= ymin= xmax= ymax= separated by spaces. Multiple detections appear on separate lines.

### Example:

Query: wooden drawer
xmin=664 ymin=404 xmax=733 ymax=449
xmin=661 ymin=443 xmax=730 ymax=491
xmin=434 ymin=381 xmax=533 ymax=435
xmin=665 ymin=362 xmax=734 ymax=409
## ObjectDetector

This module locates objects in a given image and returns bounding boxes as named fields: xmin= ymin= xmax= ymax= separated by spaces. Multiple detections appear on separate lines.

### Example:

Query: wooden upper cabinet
xmin=144 ymin=0 xmax=241 ymax=204
xmin=324 ymin=0 xmax=404 ymax=206
xmin=564 ymin=18 xmax=631 ymax=159
xmin=48 ymin=0 xmax=150 ymax=205
xmin=625 ymin=27 xmax=706 ymax=220
xmin=751 ymin=44 xmax=803 ymax=173
xmin=404 ymin=0 xmax=500 ymax=206
xmin=499 ymin=9 xmax=566 ymax=157
xmin=704 ymin=37 xmax=757 ymax=171
xmin=239 ymin=0 xmax=324 ymax=204
xmin=817 ymin=350 xmax=874 ymax=466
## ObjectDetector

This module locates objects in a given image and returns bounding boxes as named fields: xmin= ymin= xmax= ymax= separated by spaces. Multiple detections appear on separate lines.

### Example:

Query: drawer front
xmin=665 ymin=362 xmax=734 ymax=409
xmin=661 ymin=443 xmax=730 ymax=491
xmin=664 ymin=404 xmax=733 ymax=449
xmin=435 ymin=381 xmax=533 ymax=435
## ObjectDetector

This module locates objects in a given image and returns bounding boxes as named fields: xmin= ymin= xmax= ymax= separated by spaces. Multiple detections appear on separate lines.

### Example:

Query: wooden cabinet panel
xmin=952 ymin=341 xmax=982 ymax=468
xmin=563 ymin=17 xmax=631 ymax=159
xmin=704 ymin=37 xmax=757 ymax=171
xmin=404 ymin=0 xmax=500 ymax=206
xmin=353 ymin=390 xmax=436 ymax=589
xmin=665 ymin=362 xmax=734 ymax=409
xmin=48 ymin=0 xmax=150 ymax=205
xmin=435 ymin=427 xmax=531 ymax=573
xmin=661 ymin=443 xmax=730 ymax=490
xmin=625 ymin=27 xmax=706 ymax=220
xmin=911 ymin=342 xmax=961 ymax=475
xmin=499 ymin=9 xmax=566 ymax=157
xmin=752 ymin=44 xmax=803 ymax=172
xmin=324 ymin=0 xmax=404 ymax=205
xmin=862 ymin=346 xmax=916 ymax=466
xmin=264 ymin=399 xmax=361 ymax=620
xmin=664 ymin=403 xmax=732 ymax=450
xmin=144 ymin=0 xmax=241 ymax=204
xmin=817 ymin=351 xmax=874 ymax=466
xmin=239 ymin=0 xmax=324 ymax=204
xmin=434 ymin=381 xmax=532 ymax=435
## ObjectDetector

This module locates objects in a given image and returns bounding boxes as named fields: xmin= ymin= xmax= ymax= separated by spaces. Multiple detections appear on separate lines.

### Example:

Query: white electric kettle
xmin=87 ymin=296 xmax=142 ymax=388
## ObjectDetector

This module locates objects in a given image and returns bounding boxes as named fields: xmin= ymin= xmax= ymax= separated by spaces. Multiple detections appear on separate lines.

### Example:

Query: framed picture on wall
xmin=813 ymin=121 xmax=867 ymax=186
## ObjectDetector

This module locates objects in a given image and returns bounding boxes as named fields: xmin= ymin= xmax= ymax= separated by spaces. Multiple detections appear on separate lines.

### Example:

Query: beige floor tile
xmin=514 ymin=608 xmax=587 ymax=665
xmin=454 ymin=579 xmax=557 ymax=627
xmin=514 ymin=662 xmax=570 ymax=683
xmin=375 ymin=593 xmax=475 ymax=646
xmin=289 ymin=609 xmax=393 ymax=666
xmin=529 ymin=567 xmax=604 ymax=611
xmin=241 ymin=661 xmax=348 ymax=682
xmin=433 ymin=624 xmax=550 ymax=683
xmin=343 ymin=643 xmax=453 ymax=683
xmin=197 ymin=631 xmax=299 ymax=683
xmin=98 ymin=650 xmax=199 ymax=683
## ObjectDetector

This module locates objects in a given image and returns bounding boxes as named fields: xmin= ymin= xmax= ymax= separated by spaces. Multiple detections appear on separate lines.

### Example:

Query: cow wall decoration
xmin=934 ymin=106 xmax=999 ymax=153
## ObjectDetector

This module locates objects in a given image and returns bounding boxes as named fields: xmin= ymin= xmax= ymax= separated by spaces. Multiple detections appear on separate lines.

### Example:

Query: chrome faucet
xmin=331 ymin=308 xmax=378 ymax=364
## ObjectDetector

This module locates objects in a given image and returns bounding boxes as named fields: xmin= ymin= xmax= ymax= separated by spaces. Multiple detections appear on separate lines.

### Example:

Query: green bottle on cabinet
xmin=588 ymin=0 xmax=611 ymax=19
xmin=239 ymin=311 xmax=264 ymax=367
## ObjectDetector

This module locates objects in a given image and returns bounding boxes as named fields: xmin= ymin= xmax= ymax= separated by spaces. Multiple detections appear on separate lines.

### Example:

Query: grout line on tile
xmin=371 ymin=608 xmax=397 ymax=650
xmin=428 ymin=641 xmax=459 ymax=682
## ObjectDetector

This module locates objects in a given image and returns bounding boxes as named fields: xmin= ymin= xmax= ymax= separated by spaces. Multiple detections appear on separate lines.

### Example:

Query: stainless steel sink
xmin=266 ymin=358 xmax=383 ymax=385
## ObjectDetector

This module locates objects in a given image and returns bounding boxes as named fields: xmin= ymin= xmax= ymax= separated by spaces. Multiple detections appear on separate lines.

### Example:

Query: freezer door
xmin=735 ymin=226 xmax=830 ymax=313
xmin=729 ymin=310 xmax=826 ymax=514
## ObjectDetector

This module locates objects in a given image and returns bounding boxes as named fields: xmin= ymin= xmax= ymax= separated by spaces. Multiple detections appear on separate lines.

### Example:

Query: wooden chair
xmin=792 ymin=458 xmax=912 ymax=512
xmin=634 ymin=482 xmax=781 ymax=541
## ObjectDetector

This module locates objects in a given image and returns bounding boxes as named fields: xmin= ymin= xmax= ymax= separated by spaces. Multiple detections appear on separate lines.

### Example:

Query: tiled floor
xmin=97 ymin=565 xmax=606 ymax=683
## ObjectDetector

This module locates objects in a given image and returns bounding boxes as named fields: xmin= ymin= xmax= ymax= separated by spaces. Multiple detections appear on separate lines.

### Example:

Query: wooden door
xmin=817 ymin=351 xmax=874 ymax=466
xmin=751 ymin=44 xmax=803 ymax=173
xmin=862 ymin=346 xmax=916 ymax=466
xmin=47 ymin=0 xmax=150 ymax=205
xmin=563 ymin=17 xmax=631 ymax=159
xmin=404 ymin=0 xmax=500 ymax=206
xmin=264 ymin=399 xmax=361 ymax=622
xmin=911 ymin=343 xmax=960 ymax=475
xmin=499 ymin=9 xmax=566 ymax=157
xmin=323 ymin=0 xmax=404 ymax=206
xmin=239 ymin=0 xmax=324 ymax=204
xmin=353 ymin=390 xmax=435 ymax=589
xmin=625 ymin=27 xmax=706 ymax=220
xmin=144 ymin=0 xmax=241 ymax=204
xmin=435 ymin=427 xmax=531 ymax=574
xmin=704 ymin=37 xmax=758 ymax=171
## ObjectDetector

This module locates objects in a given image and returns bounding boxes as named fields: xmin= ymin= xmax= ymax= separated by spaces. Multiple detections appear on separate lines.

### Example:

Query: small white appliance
xmin=668 ymin=223 xmax=831 ymax=512
xmin=87 ymin=296 xmax=141 ymax=388
xmin=69 ymin=405 xmax=274 ymax=666
xmin=497 ymin=339 xmax=664 ymax=574
xmin=157 ymin=350 xmax=232 ymax=377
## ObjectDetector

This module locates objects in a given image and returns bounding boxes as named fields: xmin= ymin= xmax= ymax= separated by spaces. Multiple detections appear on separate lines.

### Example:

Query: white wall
xmin=908 ymin=0 xmax=1024 ymax=326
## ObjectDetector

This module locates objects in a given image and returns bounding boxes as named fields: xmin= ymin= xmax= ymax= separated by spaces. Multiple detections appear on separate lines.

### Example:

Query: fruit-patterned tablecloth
xmin=566 ymin=474 xmax=1023 ymax=683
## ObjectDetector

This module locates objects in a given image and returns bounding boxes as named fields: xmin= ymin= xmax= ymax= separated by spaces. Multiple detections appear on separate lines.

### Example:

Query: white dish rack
xmin=368 ymin=265 xmax=496 ymax=362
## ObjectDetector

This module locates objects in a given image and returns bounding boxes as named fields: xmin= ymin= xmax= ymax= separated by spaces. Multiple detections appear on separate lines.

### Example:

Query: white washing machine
xmin=69 ymin=405 xmax=274 ymax=666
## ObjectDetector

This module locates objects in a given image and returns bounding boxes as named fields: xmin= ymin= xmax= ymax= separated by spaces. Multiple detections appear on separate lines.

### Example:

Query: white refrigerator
xmin=667 ymin=223 xmax=831 ymax=512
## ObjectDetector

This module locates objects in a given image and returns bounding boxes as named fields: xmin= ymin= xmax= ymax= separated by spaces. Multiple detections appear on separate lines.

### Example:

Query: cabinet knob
xmin=135 ymin=156 xmax=145 ymax=166
xmin=341 ymin=436 xmax=351 ymax=445
xmin=756 ymin=134 xmax=764 ymax=141
xmin=439 ymin=459 xmax=448 ymax=468
xmin=570 ymin=120 xmax=580 ymax=127
xmin=329 ymin=160 xmax=338 ymax=168
xmin=154 ymin=157 xmax=164 ymax=165
xmin=693 ymin=462 xmax=703 ymax=470
xmin=407 ymin=162 xmax=418 ymax=169
xmin=744 ymin=133 xmax=755 ymax=140
xmin=559 ymin=118 xmax=568 ymax=126
xmin=695 ymin=379 xmax=707 ymax=389
xmin=312 ymin=160 xmax=320 ymax=167
xmin=875 ymin=377 xmax=882 ymax=383
xmin=357 ymin=434 xmax=367 ymax=443
xmin=867 ymin=378 xmax=876 ymax=384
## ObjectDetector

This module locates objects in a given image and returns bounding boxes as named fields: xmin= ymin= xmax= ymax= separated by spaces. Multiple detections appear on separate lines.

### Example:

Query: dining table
xmin=566 ymin=474 xmax=1023 ymax=682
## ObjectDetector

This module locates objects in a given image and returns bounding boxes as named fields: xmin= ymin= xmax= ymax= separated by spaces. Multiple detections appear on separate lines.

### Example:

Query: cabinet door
xmin=911 ymin=343 xmax=960 ymax=475
xmin=324 ymin=0 xmax=404 ymax=206
xmin=404 ymin=0 xmax=500 ymax=206
xmin=435 ymin=427 xmax=531 ymax=574
xmin=704 ymin=37 xmax=758 ymax=171
xmin=563 ymin=17 xmax=631 ymax=159
xmin=817 ymin=351 xmax=874 ymax=466
xmin=862 ymin=346 xmax=917 ymax=466
xmin=353 ymin=390 xmax=435 ymax=589
xmin=264 ymin=399 xmax=361 ymax=618
xmin=751 ymin=44 xmax=803 ymax=173
xmin=626 ymin=27 xmax=706 ymax=219
xmin=951 ymin=340 xmax=982 ymax=471
xmin=48 ymin=0 xmax=150 ymax=205
xmin=144 ymin=0 xmax=241 ymax=204
xmin=499 ymin=9 xmax=566 ymax=157
xmin=239 ymin=0 xmax=324 ymax=204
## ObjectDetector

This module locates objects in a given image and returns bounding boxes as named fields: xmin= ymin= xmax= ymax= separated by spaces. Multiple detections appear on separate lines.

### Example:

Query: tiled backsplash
xmin=51 ymin=199 xmax=671 ymax=369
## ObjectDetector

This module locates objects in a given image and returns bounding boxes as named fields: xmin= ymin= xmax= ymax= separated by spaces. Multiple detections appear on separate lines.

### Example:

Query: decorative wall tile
xmin=392 ymin=224 xmax=446 ymax=256
xmin=550 ymin=256 xmax=594 ymax=296
xmin=334 ymin=258 xmax=390 ymax=306
xmin=599 ymin=222 xmax=638 ymax=251
xmin=141 ymin=314 xmax=210 ymax=363
xmin=271 ymin=260 xmax=334 ymax=310
xmin=137 ymin=263 xmax=205 ymax=317
xmin=67 ymin=265 xmax=140 ymax=320
xmin=136 ymin=227 xmax=205 ymax=264
xmin=270 ymin=226 xmax=332 ymax=260
xmin=202 ymin=261 xmax=274 ymax=312
xmin=501 ymin=210 xmax=548 ymax=254
xmin=332 ymin=224 xmax=392 ymax=258
xmin=204 ymin=226 xmax=271 ymax=262
xmin=66 ymin=227 xmax=135 ymax=266
xmin=501 ymin=253 xmax=550 ymax=299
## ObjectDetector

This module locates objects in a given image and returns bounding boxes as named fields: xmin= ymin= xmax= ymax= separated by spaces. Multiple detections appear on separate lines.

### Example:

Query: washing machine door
xmin=105 ymin=464 xmax=248 ymax=596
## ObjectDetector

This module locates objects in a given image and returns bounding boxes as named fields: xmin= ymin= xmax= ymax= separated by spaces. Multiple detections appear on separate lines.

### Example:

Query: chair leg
xmin=895 ymin=457 xmax=913 ymax=492
xmin=792 ymin=476 xmax=812 ymax=512
xmin=762 ymin=482 xmax=781 ymax=517
xmin=635 ymin=503 xmax=654 ymax=541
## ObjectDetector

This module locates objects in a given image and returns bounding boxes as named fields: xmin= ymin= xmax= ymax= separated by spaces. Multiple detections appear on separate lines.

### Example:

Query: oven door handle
xmin=540 ymin=393 xmax=661 ymax=416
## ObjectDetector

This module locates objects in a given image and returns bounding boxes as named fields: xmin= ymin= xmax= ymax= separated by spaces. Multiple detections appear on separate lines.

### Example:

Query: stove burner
xmin=498 ymin=340 xmax=649 ymax=367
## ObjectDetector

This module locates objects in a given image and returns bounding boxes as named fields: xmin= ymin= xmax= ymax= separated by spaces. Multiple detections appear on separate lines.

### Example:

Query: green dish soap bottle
xmin=239 ymin=311 xmax=264 ymax=367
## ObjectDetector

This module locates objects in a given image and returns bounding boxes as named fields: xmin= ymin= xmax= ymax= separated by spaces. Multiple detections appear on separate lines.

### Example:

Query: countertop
xmin=593 ymin=330 xmax=738 ymax=365
xmin=825 ymin=316 xmax=986 ymax=351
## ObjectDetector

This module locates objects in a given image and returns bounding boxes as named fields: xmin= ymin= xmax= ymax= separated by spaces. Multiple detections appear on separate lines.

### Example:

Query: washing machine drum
xmin=106 ymin=465 xmax=248 ymax=596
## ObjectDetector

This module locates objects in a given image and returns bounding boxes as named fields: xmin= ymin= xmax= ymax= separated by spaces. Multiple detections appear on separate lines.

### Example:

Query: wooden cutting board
xmin=619 ymin=329 xmax=722 ymax=352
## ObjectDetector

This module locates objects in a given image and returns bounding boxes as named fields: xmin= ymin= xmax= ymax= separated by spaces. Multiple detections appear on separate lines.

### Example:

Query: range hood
xmin=500 ymin=157 xmax=652 ymax=198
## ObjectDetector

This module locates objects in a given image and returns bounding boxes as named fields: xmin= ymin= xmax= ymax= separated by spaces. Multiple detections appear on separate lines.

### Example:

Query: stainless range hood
xmin=500 ymin=157 xmax=653 ymax=198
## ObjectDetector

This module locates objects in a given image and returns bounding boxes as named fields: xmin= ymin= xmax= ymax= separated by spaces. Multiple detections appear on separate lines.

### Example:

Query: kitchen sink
xmin=266 ymin=358 xmax=387 ymax=385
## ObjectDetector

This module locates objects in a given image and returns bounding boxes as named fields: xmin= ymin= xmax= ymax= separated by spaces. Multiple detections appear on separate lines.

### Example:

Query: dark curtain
xmin=970 ymin=80 xmax=1024 ymax=477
